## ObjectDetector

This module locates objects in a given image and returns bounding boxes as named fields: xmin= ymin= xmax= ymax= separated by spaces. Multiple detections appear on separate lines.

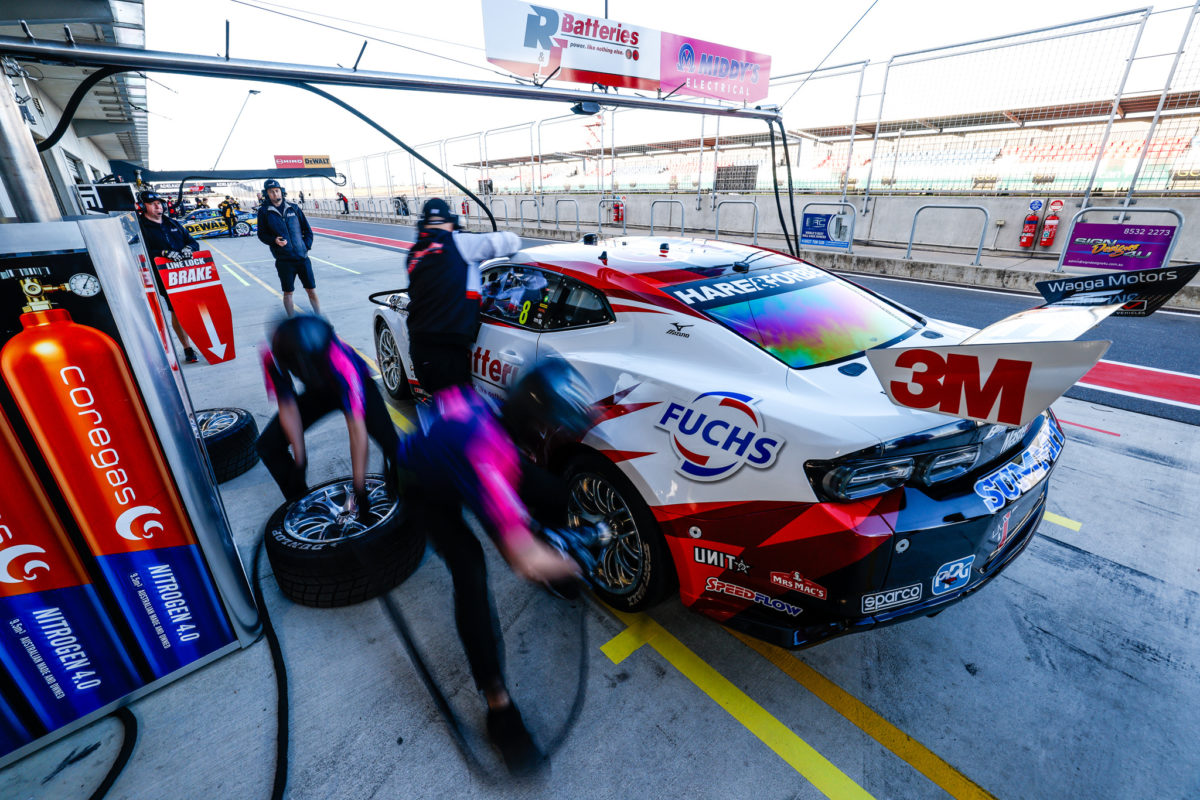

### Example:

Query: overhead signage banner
xmin=273 ymin=155 xmax=332 ymax=169
xmin=481 ymin=0 xmax=770 ymax=102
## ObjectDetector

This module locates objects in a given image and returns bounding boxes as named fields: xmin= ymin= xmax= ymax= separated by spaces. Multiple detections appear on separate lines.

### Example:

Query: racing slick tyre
xmin=196 ymin=407 xmax=260 ymax=482
xmin=375 ymin=322 xmax=412 ymax=401
xmin=565 ymin=454 xmax=674 ymax=612
xmin=234 ymin=221 xmax=251 ymax=236
xmin=264 ymin=475 xmax=424 ymax=608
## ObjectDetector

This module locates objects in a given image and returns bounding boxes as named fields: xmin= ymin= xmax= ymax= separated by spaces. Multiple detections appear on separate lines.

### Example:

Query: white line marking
xmin=310 ymin=255 xmax=361 ymax=275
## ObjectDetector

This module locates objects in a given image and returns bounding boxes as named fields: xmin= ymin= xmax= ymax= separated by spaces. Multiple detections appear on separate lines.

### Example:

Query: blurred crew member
xmin=218 ymin=195 xmax=240 ymax=237
xmin=256 ymin=315 xmax=397 ymax=514
xmin=137 ymin=190 xmax=201 ymax=364
xmin=337 ymin=192 xmax=349 ymax=214
xmin=394 ymin=363 xmax=587 ymax=774
xmin=256 ymin=179 xmax=320 ymax=316
xmin=405 ymin=198 xmax=521 ymax=394
xmin=298 ymin=190 xmax=305 ymax=206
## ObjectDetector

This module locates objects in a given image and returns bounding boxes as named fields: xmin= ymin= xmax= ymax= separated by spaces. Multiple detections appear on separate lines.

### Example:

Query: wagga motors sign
xmin=273 ymin=155 xmax=332 ymax=169
xmin=482 ymin=0 xmax=770 ymax=102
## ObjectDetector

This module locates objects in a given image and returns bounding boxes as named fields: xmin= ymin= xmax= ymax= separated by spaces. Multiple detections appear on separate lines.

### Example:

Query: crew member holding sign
xmin=137 ymin=190 xmax=201 ymax=364
xmin=256 ymin=179 xmax=321 ymax=317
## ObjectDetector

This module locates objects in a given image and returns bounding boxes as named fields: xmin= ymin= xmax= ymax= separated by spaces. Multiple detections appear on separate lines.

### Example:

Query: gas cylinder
xmin=0 ymin=405 xmax=142 ymax=733
xmin=0 ymin=278 xmax=234 ymax=678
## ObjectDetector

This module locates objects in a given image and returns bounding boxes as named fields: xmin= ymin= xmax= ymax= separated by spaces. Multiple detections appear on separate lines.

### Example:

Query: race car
xmin=181 ymin=207 xmax=257 ymax=239
xmin=371 ymin=237 xmax=1191 ymax=648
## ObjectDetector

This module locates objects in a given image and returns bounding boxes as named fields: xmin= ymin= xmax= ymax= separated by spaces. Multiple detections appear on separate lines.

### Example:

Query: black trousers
xmin=410 ymin=341 xmax=472 ymax=395
xmin=257 ymin=380 xmax=399 ymax=499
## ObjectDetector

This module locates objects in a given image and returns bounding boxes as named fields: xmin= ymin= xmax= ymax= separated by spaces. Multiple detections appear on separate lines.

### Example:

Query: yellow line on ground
xmin=1043 ymin=512 xmax=1082 ymax=532
xmin=311 ymin=254 xmax=361 ymax=275
xmin=348 ymin=345 xmax=414 ymax=434
xmin=220 ymin=264 xmax=250 ymax=286
xmin=603 ymin=610 xmax=874 ymax=800
xmin=209 ymin=243 xmax=282 ymax=298
xmin=728 ymin=629 xmax=997 ymax=800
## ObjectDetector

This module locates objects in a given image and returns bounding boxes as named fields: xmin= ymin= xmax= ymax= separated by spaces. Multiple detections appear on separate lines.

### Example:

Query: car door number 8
xmin=518 ymin=300 xmax=531 ymax=325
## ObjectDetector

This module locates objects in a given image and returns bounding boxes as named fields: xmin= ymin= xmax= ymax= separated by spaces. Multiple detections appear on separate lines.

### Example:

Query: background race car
xmin=181 ymin=207 xmax=257 ymax=239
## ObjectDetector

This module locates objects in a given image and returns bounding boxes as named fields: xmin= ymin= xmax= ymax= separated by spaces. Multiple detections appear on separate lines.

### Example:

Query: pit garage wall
xmin=436 ymin=192 xmax=1200 ymax=263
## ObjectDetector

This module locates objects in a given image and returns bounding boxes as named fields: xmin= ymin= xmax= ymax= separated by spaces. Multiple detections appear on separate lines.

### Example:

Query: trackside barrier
xmin=489 ymin=198 xmax=510 ymax=226
xmin=1053 ymin=206 xmax=1185 ymax=272
xmin=906 ymin=204 xmax=989 ymax=266
xmin=597 ymin=198 xmax=628 ymax=236
xmin=555 ymin=198 xmax=581 ymax=233
xmin=519 ymin=198 xmax=540 ymax=228
xmin=650 ymin=199 xmax=686 ymax=237
xmin=714 ymin=199 xmax=759 ymax=245
xmin=800 ymin=201 xmax=857 ymax=254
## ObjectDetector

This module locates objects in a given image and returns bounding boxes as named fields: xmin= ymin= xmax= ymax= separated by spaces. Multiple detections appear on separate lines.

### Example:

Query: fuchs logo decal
xmin=656 ymin=392 xmax=783 ymax=481
xmin=705 ymin=577 xmax=801 ymax=617
xmin=862 ymin=583 xmax=922 ymax=614
xmin=933 ymin=555 xmax=974 ymax=596
xmin=770 ymin=571 xmax=827 ymax=601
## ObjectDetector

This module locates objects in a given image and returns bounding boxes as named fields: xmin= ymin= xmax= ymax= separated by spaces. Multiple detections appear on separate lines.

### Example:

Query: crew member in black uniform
xmin=137 ymin=190 xmax=201 ymax=364
xmin=404 ymin=198 xmax=522 ymax=394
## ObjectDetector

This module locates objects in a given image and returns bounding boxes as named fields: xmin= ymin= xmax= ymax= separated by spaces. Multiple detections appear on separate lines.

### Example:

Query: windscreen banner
xmin=482 ymin=0 xmax=771 ymax=102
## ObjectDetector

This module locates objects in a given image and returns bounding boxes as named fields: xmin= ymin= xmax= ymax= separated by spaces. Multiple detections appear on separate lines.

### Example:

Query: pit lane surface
xmin=5 ymin=223 xmax=1199 ymax=800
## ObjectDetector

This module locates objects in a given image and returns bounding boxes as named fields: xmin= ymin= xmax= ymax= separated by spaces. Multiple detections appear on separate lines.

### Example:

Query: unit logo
xmin=656 ymin=391 xmax=783 ymax=481
xmin=705 ymin=577 xmax=801 ymax=617
xmin=770 ymin=571 xmax=827 ymax=600
xmin=0 ymin=543 xmax=50 ymax=583
xmin=933 ymin=555 xmax=975 ymax=596
xmin=693 ymin=546 xmax=749 ymax=573
xmin=862 ymin=583 xmax=922 ymax=614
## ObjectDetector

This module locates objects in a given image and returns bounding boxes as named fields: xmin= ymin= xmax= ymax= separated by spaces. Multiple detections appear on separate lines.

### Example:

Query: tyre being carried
xmin=195 ymin=407 xmax=259 ymax=482
xmin=264 ymin=475 xmax=424 ymax=607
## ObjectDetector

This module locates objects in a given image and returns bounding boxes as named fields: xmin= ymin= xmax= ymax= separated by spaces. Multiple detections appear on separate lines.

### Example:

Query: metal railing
xmin=489 ymin=198 xmax=510 ymax=226
xmin=555 ymin=198 xmax=581 ymax=233
xmin=906 ymin=205 xmax=990 ymax=265
xmin=519 ymin=198 xmax=540 ymax=228
xmin=799 ymin=201 xmax=857 ymax=254
xmin=650 ymin=199 xmax=685 ymax=237
xmin=714 ymin=199 xmax=760 ymax=244
xmin=597 ymin=198 xmax=627 ymax=236
xmin=1053 ymin=206 xmax=1185 ymax=272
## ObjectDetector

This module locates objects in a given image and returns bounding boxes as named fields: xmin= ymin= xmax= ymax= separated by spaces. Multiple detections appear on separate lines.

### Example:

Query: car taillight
xmin=819 ymin=457 xmax=914 ymax=501
xmin=918 ymin=445 xmax=980 ymax=484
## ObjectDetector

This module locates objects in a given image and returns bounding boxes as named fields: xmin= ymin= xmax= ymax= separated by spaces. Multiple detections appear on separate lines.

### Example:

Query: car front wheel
xmin=234 ymin=221 xmax=251 ymax=236
xmin=565 ymin=454 xmax=673 ymax=611
xmin=374 ymin=323 xmax=411 ymax=401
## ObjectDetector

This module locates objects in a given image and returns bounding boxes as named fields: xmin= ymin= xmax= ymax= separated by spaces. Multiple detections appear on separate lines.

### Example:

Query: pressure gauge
xmin=68 ymin=273 xmax=101 ymax=297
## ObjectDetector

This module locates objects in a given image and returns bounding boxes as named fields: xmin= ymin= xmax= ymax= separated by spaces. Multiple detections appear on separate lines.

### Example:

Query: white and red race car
xmin=372 ymin=237 xmax=1192 ymax=647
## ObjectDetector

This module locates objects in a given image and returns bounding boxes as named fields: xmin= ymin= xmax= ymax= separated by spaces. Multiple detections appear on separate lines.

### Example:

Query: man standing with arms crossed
xmin=257 ymin=179 xmax=321 ymax=316
xmin=137 ymin=190 xmax=202 ymax=364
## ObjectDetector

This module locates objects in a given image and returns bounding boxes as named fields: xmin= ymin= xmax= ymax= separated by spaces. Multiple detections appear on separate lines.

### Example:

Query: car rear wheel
xmin=375 ymin=322 xmax=411 ymax=401
xmin=264 ymin=475 xmax=425 ymax=607
xmin=234 ymin=221 xmax=251 ymax=236
xmin=195 ymin=407 xmax=259 ymax=482
xmin=565 ymin=454 xmax=673 ymax=611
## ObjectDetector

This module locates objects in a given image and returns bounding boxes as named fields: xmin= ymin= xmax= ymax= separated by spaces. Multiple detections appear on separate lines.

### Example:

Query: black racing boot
xmin=486 ymin=701 xmax=542 ymax=776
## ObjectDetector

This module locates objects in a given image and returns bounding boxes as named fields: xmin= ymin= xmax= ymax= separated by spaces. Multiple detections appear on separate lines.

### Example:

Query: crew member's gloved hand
xmin=165 ymin=250 xmax=183 ymax=261
xmin=284 ymin=456 xmax=308 ymax=502
xmin=181 ymin=246 xmax=193 ymax=258
xmin=354 ymin=485 xmax=372 ymax=524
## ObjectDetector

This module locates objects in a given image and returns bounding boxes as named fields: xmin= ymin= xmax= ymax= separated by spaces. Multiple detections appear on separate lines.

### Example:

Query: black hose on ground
xmin=252 ymin=538 xmax=290 ymax=800
xmin=86 ymin=707 xmax=137 ymax=800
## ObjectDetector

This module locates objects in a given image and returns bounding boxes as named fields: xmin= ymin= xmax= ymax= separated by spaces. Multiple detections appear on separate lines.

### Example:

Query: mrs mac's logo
xmin=655 ymin=391 xmax=783 ymax=481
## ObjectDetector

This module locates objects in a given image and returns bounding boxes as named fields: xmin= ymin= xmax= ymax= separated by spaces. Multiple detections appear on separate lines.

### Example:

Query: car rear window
xmin=664 ymin=262 xmax=921 ymax=368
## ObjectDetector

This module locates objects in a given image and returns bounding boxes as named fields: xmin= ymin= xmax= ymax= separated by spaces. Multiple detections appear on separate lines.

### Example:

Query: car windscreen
xmin=664 ymin=262 xmax=921 ymax=368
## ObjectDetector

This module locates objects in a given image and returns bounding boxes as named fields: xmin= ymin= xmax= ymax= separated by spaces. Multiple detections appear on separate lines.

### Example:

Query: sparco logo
xmin=862 ymin=583 xmax=922 ymax=614
xmin=656 ymin=391 xmax=783 ymax=481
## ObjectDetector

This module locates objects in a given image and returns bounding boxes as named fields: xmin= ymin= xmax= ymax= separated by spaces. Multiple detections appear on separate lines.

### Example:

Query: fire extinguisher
xmin=1019 ymin=213 xmax=1040 ymax=248
xmin=461 ymin=199 xmax=470 ymax=217
xmin=0 ymin=277 xmax=234 ymax=678
xmin=1039 ymin=214 xmax=1059 ymax=247
xmin=613 ymin=197 xmax=625 ymax=224
xmin=353 ymin=200 xmax=360 ymax=211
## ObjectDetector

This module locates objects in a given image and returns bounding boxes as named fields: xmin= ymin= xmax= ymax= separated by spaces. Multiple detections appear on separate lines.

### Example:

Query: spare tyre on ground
xmin=196 ymin=407 xmax=260 ymax=482
xmin=264 ymin=475 xmax=425 ymax=607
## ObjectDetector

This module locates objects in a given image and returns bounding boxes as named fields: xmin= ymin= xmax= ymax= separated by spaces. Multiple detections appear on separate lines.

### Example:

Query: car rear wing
xmin=865 ymin=265 xmax=1196 ymax=427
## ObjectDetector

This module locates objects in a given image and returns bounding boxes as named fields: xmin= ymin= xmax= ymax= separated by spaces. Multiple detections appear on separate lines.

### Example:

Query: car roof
xmin=507 ymin=236 xmax=813 ymax=316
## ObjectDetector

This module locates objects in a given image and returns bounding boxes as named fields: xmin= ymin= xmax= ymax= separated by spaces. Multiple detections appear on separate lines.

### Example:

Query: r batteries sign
xmin=154 ymin=251 xmax=236 ymax=363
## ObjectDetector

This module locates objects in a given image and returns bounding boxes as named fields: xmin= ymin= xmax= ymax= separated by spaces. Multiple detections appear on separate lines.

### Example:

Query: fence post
xmin=905 ymin=204 xmax=989 ymax=265
xmin=714 ymin=200 xmax=759 ymax=244
xmin=650 ymin=199 xmax=686 ymax=237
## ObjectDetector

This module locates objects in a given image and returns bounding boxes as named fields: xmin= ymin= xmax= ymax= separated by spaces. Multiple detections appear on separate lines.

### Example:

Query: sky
xmin=142 ymin=0 xmax=1189 ymax=172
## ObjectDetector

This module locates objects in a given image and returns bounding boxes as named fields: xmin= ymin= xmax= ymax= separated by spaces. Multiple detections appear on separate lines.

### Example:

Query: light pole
xmin=212 ymin=89 xmax=260 ymax=170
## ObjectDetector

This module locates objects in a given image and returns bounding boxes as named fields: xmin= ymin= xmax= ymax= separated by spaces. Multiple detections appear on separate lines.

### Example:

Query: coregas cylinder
xmin=0 ymin=278 xmax=234 ymax=678
xmin=0 ymin=406 xmax=142 ymax=735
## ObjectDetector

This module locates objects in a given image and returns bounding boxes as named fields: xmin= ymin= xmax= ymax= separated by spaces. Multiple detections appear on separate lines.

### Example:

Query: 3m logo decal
xmin=655 ymin=391 xmax=783 ymax=481
xmin=890 ymin=349 xmax=1032 ymax=427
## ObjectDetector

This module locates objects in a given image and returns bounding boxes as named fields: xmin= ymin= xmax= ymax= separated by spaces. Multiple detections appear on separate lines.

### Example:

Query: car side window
xmin=480 ymin=266 xmax=563 ymax=330
xmin=545 ymin=279 xmax=613 ymax=330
